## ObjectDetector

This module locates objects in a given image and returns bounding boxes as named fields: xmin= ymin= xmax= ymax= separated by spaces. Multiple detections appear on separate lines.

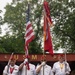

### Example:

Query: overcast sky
xmin=0 ymin=0 xmax=12 ymax=36
xmin=0 ymin=0 xmax=12 ymax=16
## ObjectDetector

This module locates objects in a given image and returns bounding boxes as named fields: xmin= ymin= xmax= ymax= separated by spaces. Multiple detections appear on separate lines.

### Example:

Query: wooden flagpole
xmin=42 ymin=1 xmax=46 ymax=75
xmin=64 ymin=49 xmax=67 ymax=73
xmin=7 ymin=52 xmax=14 ymax=75
xmin=25 ymin=0 xmax=32 ymax=75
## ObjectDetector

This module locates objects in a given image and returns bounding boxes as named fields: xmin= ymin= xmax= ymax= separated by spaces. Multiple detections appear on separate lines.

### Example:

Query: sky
xmin=0 ymin=0 xmax=12 ymax=36
xmin=0 ymin=0 xmax=12 ymax=16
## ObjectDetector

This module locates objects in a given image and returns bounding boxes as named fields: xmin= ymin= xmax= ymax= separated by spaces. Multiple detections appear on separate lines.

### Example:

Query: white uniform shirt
xmin=3 ymin=65 xmax=19 ymax=75
xmin=36 ymin=64 xmax=53 ymax=75
xmin=21 ymin=63 xmax=36 ymax=75
xmin=52 ymin=61 xmax=71 ymax=75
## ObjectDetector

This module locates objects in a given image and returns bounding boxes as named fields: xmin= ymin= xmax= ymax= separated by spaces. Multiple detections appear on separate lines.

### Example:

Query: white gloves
xmin=66 ymin=71 xmax=70 ymax=74
xmin=23 ymin=58 xmax=28 ymax=64
xmin=65 ymin=62 xmax=68 ymax=65
xmin=41 ymin=61 xmax=46 ymax=66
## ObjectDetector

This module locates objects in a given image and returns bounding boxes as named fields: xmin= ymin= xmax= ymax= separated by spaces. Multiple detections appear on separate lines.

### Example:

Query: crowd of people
xmin=3 ymin=54 xmax=71 ymax=75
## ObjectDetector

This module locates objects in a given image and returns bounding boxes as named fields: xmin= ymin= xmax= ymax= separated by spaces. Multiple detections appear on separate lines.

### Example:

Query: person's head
xmin=41 ymin=55 xmax=46 ymax=63
xmin=58 ymin=54 xmax=65 ymax=63
xmin=9 ymin=57 xmax=16 ymax=66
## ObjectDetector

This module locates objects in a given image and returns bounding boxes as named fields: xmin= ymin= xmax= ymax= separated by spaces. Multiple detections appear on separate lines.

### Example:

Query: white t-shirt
xmin=21 ymin=63 xmax=36 ymax=75
xmin=3 ymin=65 xmax=19 ymax=75
xmin=36 ymin=64 xmax=53 ymax=75
xmin=52 ymin=61 xmax=71 ymax=75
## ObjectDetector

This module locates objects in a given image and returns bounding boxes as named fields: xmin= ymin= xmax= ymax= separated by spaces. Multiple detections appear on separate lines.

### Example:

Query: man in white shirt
xmin=3 ymin=57 xmax=19 ymax=75
xmin=19 ymin=56 xmax=36 ymax=75
xmin=52 ymin=54 xmax=71 ymax=75
xmin=36 ymin=55 xmax=53 ymax=75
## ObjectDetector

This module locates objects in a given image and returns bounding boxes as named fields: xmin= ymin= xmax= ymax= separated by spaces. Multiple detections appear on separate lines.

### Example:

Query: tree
xmin=50 ymin=0 xmax=75 ymax=53
xmin=1 ymin=0 xmax=75 ymax=53
xmin=1 ymin=0 xmax=42 ymax=53
xmin=0 ymin=10 xmax=3 ymax=34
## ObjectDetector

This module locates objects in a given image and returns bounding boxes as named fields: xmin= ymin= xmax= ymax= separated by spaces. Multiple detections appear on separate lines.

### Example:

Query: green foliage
xmin=51 ymin=0 xmax=75 ymax=53
xmin=0 ymin=35 xmax=24 ymax=53
xmin=0 ymin=0 xmax=75 ymax=53
xmin=0 ymin=0 xmax=43 ymax=54
xmin=0 ymin=10 xmax=3 ymax=34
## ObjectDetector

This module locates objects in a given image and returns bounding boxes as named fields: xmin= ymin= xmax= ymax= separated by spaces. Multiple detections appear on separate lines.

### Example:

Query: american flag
xmin=24 ymin=4 xmax=35 ymax=56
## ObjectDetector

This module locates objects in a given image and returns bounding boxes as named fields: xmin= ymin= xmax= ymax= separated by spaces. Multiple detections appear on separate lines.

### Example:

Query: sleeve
xmin=35 ymin=64 xmax=40 ymax=71
xmin=3 ymin=66 xmax=8 ymax=75
xmin=33 ymin=65 xmax=36 ymax=75
xmin=52 ymin=63 xmax=56 ymax=73
xmin=49 ymin=68 xmax=53 ymax=75
xmin=65 ymin=62 xmax=71 ymax=74
xmin=16 ymin=65 xmax=19 ymax=72
xmin=35 ymin=64 xmax=40 ymax=75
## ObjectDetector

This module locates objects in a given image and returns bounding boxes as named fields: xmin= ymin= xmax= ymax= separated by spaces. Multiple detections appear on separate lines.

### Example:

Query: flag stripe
xmin=26 ymin=29 xmax=34 ymax=38
xmin=26 ymin=27 xmax=33 ymax=35
xmin=26 ymin=21 xmax=32 ymax=30
xmin=25 ymin=19 xmax=35 ymax=55
xmin=25 ymin=33 xmax=35 ymax=45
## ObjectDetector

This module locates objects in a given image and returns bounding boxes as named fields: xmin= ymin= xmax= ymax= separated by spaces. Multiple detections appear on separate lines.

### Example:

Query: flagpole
xmin=25 ymin=0 xmax=32 ymax=75
xmin=25 ymin=1 xmax=29 ymax=75
xmin=42 ymin=1 xmax=45 ymax=75
xmin=64 ymin=49 xmax=67 ymax=72
xmin=65 ymin=50 xmax=67 ymax=62
xmin=25 ymin=0 xmax=34 ymax=71
xmin=42 ymin=0 xmax=54 ymax=74
xmin=7 ymin=52 xmax=14 ymax=74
